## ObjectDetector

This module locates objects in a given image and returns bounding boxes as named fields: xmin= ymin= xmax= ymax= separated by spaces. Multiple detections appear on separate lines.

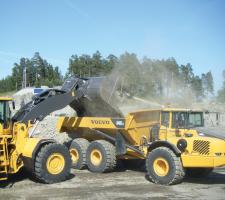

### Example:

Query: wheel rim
xmin=70 ymin=148 xmax=79 ymax=164
xmin=46 ymin=153 xmax=65 ymax=175
xmin=153 ymin=157 xmax=169 ymax=177
xmin=90 ymin=149 xmax=102 ymax=166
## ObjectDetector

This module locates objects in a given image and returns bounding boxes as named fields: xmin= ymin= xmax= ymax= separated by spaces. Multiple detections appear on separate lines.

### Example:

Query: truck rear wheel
xmin=146 ymin=147 xmax=185 ymax=185
xmin=185 ymin=168 xmax=213 ymax=178
xmin=69 ymin=138 xmax=89 ymax=169
xmin=34 ymin=143 xmax=71 ymax=184
xmin=86 ymin=140 xmax=116 ymax=173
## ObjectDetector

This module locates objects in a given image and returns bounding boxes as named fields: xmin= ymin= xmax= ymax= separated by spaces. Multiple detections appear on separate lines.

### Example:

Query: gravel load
xmin=30 ymin=116 xmax=71 ymax=144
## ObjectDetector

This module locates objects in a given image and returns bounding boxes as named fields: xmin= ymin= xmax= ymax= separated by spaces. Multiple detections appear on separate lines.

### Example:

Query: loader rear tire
xmin=34 ymin=143 xmax=71 ymax=184
xmin=86 ymin=140 xmax=116 ymax=173
xmin=146 ymin=147 xmax=185 ymax=185
xmin=185 ymin=168 xmax=213 ymax=178
xmin=69 ymin=138 xmax=89 ymax=169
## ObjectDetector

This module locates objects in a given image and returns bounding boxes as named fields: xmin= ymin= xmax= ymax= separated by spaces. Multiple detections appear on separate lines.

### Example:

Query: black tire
xmin=69 ymin=138 xmax=89 ymax=169
xmin=34 ymin=143 xmax=71 ymax=184
xmin=146 ymin=147 xmax=185 ymax=185
xmin=185 ymin=168 xmax=213 ymax=178
xmin=86 ymin=140 xmax=116 ymax=173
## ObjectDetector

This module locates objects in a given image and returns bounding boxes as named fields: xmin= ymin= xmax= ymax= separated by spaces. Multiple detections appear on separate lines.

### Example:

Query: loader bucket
xmin=62 ymin=76 xmax=123 ymax=117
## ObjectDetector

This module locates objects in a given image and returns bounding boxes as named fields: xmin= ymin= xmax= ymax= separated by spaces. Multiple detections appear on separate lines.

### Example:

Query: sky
xmin=0 ymin=0 xmax=225 ymax=91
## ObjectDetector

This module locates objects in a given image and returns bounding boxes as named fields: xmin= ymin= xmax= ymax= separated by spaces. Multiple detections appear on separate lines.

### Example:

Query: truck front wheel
xmin=146 ymin=147 xmax=185 ymax=185
xmin=34 ymin=143 xmax=71 ymax=184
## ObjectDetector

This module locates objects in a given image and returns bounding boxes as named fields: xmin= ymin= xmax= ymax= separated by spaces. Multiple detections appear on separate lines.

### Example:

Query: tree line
xmin=0 ymin=52 xmax=62 ymax=93
xmin=0 ymin=51 xmax=220 ymax=102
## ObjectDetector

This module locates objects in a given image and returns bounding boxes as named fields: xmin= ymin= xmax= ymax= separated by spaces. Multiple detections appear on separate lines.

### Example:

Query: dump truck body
xmin=58 ymin=109 xmax=225 ymax=166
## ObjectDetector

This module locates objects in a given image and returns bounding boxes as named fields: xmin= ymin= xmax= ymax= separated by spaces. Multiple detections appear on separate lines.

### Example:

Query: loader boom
xmin=12 ymin=76 xmax=122 ymax=125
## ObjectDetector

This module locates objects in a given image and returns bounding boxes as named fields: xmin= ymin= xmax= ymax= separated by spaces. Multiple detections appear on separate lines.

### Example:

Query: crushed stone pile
xmin=13 ymin=87 xmax=34 ymax=111
xmin=30 ymin=116 xmax=71 ymax=144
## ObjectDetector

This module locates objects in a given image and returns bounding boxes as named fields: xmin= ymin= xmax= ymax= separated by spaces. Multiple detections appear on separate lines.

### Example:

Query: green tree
xmin=115 ymin=52 xmax=142 ymax=96
xmin=191 ymin=76 xmax=204 ymax=100
xmin=68 ymin=51 xmax=117 ymax=77
xmin=217 ymin=70 xmax=225 ymax=102
xmin=0 ymin=52 xmax=63 ymax=92
xmin=202 ymin=71 xmax=214 ymax=97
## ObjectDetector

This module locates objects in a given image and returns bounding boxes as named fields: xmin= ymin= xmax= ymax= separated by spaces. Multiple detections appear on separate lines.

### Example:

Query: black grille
xmin=193 ymin=140 xmax=210 ymax=155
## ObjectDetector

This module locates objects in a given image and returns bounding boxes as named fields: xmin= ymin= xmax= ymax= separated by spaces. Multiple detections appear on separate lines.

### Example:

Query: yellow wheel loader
xmin=0 ymin=97 xmax=73 ymax=183
xmin=0 ymin=77 xmax=91 ymax=183
xmin=0 ymin=76 xmax=123 ymax=183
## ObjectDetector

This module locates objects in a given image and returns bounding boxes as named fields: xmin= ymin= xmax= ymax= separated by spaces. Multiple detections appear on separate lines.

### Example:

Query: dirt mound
xmin=13 ymin=87 xmax=34 ymax=111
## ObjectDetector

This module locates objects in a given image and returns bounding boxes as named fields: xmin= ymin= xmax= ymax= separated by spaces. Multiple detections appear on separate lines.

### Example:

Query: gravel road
xmin=0 ymin=167 xmax=225 ymax=200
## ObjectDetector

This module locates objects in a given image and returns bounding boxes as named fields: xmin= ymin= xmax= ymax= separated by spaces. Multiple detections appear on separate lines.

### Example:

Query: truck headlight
xmin=198 ymin=132 xmax=205 ymax=136
xmin=177 ymin=139 xmax=187 ymax=152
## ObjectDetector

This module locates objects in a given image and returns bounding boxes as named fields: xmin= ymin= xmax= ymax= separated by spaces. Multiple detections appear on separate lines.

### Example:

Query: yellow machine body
xmin=57 ymin=108 xmax=225 ymax=169
xmin=0 ymin=98 xmax=48 ymax=181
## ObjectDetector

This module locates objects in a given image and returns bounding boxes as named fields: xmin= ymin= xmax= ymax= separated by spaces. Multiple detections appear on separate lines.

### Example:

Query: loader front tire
xmin=34 ymin=143 xmax=71 ymax=184
xmin=69 ymin=138 xmax=89 ymax=169
xmin=146 ymin=147 xmax=185 ymax=185
xmin=86 ymin=140 xmax=116 ymax=173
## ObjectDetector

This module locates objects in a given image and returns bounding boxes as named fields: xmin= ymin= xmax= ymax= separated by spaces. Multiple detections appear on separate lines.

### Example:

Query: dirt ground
xmin=0 ymin=166 xmax=225 ymax=200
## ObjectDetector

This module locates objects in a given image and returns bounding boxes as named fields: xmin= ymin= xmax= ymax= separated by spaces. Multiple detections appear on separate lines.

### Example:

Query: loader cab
xmin=0 ymin=97 xmax=13 ymax=134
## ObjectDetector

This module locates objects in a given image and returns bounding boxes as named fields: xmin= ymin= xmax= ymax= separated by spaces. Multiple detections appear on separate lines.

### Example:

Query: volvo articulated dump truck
xmin=58 ymin=77 xmax=225 ymax=185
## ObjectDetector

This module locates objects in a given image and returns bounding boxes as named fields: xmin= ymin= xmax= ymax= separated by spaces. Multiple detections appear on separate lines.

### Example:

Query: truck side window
xmin=161 ymin=112 xmax=169 ymax=127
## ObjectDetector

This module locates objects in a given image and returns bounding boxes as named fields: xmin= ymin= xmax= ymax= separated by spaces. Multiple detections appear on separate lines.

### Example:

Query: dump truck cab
xmin=158 ymin=108 xmax=205 ymax=142
xmin=147 ymin=108 xmax=225 ymax=182
xmin=158 ymin=108 xmax=225 ymax=168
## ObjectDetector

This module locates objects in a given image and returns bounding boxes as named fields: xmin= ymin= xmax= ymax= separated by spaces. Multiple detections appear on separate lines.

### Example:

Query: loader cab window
xmin=0 ymin=102 xmax=4 ymax=124
xmin=0 ymin=101 xmax=11 ymax=129
xmin=161 ymin=112 xmax=170 ymax=127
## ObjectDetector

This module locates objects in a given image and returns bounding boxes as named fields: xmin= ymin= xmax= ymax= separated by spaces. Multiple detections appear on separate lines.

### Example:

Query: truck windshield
xmin=172 ymin=112 xmax=203 ymax=128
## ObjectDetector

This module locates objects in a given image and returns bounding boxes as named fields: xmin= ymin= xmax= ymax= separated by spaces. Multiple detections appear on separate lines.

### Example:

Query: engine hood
xmin=195 ymin=127 xmax=225 ymax=140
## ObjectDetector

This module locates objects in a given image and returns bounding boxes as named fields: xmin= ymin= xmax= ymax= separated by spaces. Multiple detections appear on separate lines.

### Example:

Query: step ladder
xmin=0 ymin=137 xmax=8 ymax=181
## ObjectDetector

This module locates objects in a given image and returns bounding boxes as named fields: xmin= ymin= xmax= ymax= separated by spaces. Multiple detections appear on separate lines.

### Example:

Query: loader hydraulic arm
xmin=12 ymin=76 xmax=88 ymax=124
xmin=12 ymin=75 xmax=122 ymax=125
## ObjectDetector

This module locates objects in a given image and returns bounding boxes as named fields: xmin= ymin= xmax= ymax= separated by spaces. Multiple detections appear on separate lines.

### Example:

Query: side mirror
xmin=12 ymin=101 xmax=16 ymax=110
